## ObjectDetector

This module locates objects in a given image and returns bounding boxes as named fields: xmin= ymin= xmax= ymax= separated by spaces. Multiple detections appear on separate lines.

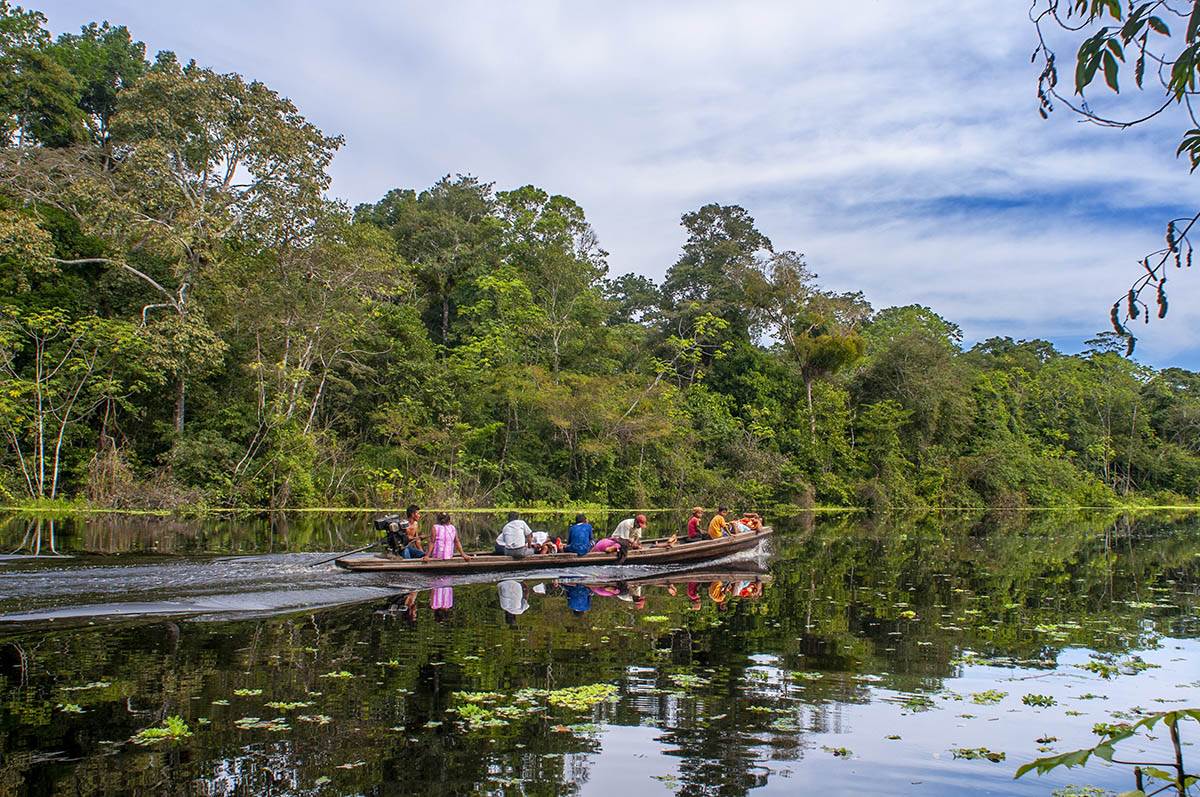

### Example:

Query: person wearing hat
xmin=686 ymin=507 xmax=704 ymax=541
xmin=610 ymin=514 xmax=648 ymax=549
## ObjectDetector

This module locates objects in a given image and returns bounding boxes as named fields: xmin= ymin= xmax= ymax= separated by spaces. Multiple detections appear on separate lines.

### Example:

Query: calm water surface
xmin=0 ymin=510 xmax=1197 ymax=796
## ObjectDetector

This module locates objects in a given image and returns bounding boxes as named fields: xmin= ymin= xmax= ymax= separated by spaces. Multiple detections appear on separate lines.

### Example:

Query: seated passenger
xmin=686 ymin=507 xmax=704 ymax=541
xmin=740 ymin=513 xmax=763 ymax=531
xmin=494 ymin=512 xmax=534 ymax=558
xmin=423 ymin=512 xmax=470 ymax=562
xmin=530 ymin=529 xmax=559 ymax=554
xmin=565 ymin=513 xmax=594 ymax=556
xmin=610 ymin=514 xmax=647 ymax=549
xmin=707 ymin=507 xmax=731 ymax=539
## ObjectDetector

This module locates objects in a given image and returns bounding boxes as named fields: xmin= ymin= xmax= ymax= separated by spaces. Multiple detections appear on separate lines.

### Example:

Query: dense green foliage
xmin=0 ymin=4 xmax=1197 ymax=509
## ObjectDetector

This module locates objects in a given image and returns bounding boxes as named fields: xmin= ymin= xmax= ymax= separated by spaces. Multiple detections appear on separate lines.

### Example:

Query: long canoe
xmin=334 ymin=526 xmax=772 ymax=574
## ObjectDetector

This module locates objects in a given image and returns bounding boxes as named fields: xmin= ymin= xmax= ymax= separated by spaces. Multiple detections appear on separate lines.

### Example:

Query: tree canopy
xmin=0 ymin=3 xmax=1195 ymax=510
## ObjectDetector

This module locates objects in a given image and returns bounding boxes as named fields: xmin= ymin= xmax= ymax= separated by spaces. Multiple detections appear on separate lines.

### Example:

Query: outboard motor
xmin=374 ymin=514 xmax=409 ymax=555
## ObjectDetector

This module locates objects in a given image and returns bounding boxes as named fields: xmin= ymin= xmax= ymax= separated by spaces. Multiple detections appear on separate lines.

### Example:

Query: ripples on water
xmin=0 ymin=510 xmax=1197 ymax=796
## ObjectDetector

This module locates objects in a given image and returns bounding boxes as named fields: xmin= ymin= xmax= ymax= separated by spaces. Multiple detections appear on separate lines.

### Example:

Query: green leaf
xmin=1148 ymin=15 xmax=1170 ymax=35
xmin=1142 ymin=766 xmax=1175 ymax=781
xmin=1103 ymin=50 xmax=1120 ymax=92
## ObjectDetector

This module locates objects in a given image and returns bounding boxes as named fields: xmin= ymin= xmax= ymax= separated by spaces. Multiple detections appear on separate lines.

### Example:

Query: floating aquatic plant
xmin=951 ymin=746 xmax=1005 ymax=762
xmin=232 ymin=688 xmax=262 ymax=697
xmin=131 ymin=716 xmax=192 ymax=745
xmin=971 ymin=690 xmax=1007 ymax=705
xmin=546 ymin=683 xmax=617 ymax=711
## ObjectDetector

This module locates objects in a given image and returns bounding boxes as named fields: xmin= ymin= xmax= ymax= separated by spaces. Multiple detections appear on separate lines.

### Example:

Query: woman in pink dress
xmin=423 ymin=512 xmax=471 ymax=562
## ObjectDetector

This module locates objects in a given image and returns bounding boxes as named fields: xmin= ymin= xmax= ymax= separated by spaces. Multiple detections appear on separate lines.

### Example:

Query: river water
xmin=0 ymin=510 xmax=1197 ymax=796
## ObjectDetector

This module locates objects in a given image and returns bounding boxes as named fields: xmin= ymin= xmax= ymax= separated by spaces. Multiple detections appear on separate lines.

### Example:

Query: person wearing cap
xmin=610 ymin=514 xmax=648 ymax=549
xmin=686 ymin=507 xmax=704 ymax=541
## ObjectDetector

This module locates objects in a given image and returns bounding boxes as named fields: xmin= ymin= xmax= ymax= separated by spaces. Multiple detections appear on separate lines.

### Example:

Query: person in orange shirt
xmin=707 ymin=506 xmax=731 ymax=538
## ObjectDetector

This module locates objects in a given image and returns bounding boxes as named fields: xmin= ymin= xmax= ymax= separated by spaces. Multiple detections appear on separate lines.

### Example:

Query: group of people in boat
xmin=382 ymin=505 xmax=764 ymax=563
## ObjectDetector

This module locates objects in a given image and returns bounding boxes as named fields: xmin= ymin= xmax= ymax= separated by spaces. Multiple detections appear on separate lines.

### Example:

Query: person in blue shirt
xmin=565 ymin=513 xmax=594 ymax=555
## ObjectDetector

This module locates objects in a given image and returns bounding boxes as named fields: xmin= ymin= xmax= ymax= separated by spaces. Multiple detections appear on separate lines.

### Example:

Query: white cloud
xmin=38 ymin=0 xmax=1200 ymax=367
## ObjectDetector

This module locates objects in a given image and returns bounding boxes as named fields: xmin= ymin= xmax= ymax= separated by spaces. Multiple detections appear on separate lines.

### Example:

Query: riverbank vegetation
xmin=0 ymin=4 xmax=1197 ymax=511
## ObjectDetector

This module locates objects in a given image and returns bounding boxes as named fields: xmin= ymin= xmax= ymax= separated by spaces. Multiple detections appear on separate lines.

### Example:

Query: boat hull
xmin=334 ymin=527 xmax=772 ymax=573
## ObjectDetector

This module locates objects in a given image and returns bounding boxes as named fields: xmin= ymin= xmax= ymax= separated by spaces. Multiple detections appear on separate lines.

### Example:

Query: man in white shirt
xmin=610 ymin=514 xmax=647 ymax=549
xmin=494 ymin=512 xmax=534 ymax=557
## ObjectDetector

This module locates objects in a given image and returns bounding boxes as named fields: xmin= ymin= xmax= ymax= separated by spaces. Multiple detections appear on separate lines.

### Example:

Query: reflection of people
xmin=565 ymin=513 xmax=593 ymax=555
xmin=611 ymin=515 xmax=647 ymax=549
xmin=379 ymin=591 xmax=419 ymax=625
xmin=494 ymin=512 xmax=534 ymax=558
xmin=431 ymin=586 xmax=454 ymax=622
xmin=708 ymin=580 xmax=729 ymax=603
xmin=424 ymin=512 xmax=470 ymax=561
xmin=686 ymin=507 xmax=704 ymax=541
xmin=563 ymin=584 xmax=592 ymax=616
xmin=498 ymin=579 xmax=529 ymax=625
xmin=686 ymin=581 xmax=702 ymax=610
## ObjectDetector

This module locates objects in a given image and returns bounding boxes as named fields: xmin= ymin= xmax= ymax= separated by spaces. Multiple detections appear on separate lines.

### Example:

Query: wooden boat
xmin=334 ymin=526 xmax=772 ymax=574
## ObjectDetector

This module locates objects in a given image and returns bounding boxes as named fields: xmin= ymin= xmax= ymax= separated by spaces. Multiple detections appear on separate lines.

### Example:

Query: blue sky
xmin=36 ymin=0 xmax=1200 ymax=369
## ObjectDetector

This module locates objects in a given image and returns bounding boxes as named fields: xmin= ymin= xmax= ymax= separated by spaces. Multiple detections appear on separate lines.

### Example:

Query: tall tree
xmin=1 ymin=52 xmax=342 ymax=434
xmin=662 ymin=203 xmax=772 ymax=340
xmin=356 ymin=175 xmax=497 ymax=346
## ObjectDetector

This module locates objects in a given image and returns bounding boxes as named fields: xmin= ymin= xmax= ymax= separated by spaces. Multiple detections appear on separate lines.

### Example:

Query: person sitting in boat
xmin=686 ymin=506 xmax=705 ymax=541
xmin=611 ymin=514 xmax=648 ymax=549
xmin=529 ymin=529 xmax=561 ymax=554
xmin=565 ymin=513 xmax=594 ymax=556
xmin=383 ymin=504 xmax=425 ymax=559
xmin=739 ymin=512 xmax=764 ymax=532
xmin=707 ymin=506 xmax=731 ymax=538
xmin=423 ymin=512 xmax=471 ymax=562
xmin=494 ymin=512 xmax=534 ymax=558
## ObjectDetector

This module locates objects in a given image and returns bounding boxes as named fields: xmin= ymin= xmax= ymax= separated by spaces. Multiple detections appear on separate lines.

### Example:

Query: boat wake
xmin=0 ymin=544 xmax=770 ymax=626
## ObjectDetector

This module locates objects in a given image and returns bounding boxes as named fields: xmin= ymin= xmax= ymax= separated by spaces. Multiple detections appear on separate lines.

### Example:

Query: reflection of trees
xmin=0 ymin=511 xmax=1197 ymax=794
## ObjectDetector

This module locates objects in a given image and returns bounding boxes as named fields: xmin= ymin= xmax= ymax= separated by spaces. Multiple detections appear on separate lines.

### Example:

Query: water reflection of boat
xmin=335 ymin=527 xmax=773 ymax=573
xmin=570 ymin=568 xmax=772 ymax=589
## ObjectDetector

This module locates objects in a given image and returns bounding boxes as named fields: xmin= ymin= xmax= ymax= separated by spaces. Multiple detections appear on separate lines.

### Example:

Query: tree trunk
xmin=805 ymin=377 xmax=815 ymax=436
xmin=174 ymin=375 xmax=186 ymax=435
xmin=441 ymin=295 xmax=450 ymax=345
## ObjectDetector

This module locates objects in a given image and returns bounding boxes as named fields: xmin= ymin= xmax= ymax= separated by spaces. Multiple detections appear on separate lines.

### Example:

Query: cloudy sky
xmin=38 ymin=1 xmax=1200 ymax=368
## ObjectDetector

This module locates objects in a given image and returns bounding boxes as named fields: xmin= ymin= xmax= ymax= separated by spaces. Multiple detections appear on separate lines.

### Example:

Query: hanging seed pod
xmin=1128 ymin=289 xmax=1140 ymax=319
xmin=1188 ymin=246 xmax=1193 ymax=268
xmin=1157 ymin=279 xmax=1169 ymax=318
xmin=1125 ymin=335 xmax=1137 ymax=357
xmin=1110 ymin=302 xmax=1127 ymax=335
xmin=1167 ymin=221 xmax=1177 ymax=252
